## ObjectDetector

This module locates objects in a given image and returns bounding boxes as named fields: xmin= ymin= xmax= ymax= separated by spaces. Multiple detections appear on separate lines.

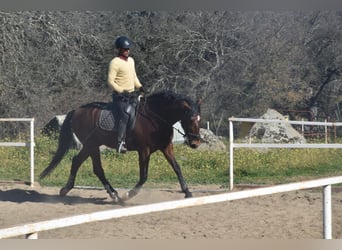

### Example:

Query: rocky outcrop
xmin=248 ymin=109 xmax=306 ymax=144
xmin=197 ymin=128 xmax=227 ymax=151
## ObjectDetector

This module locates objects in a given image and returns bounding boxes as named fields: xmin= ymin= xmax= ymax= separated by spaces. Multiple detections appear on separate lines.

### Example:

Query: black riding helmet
xmin=114 ymin=36 xmax=132 ymax=49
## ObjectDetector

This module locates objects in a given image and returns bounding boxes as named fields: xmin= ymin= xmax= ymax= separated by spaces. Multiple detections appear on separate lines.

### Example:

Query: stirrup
xmin=117 ymin=141 xmax=127 ymax=154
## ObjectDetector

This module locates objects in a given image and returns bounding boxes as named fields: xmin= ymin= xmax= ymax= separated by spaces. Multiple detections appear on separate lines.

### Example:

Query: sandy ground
xmin=1 ymin=182 xmax=342 ymax=239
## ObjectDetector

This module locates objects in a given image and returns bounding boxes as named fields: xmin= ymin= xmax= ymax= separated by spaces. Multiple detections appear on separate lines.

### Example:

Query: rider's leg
xmin=116 ymin=112 xmax=129 ymax=153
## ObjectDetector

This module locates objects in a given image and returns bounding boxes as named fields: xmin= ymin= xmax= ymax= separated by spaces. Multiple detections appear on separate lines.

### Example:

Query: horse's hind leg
xmin=122 ymin=150 xmax=150 ymax=201
xmin=90 ymin=148 xmax=121 ymax=203
xmin=60 ymin=147 xmax=90 ymax=197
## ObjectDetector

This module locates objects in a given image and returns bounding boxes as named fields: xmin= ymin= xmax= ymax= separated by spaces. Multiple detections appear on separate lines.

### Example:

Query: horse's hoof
xmin=185 ymin=192 xmax=193 ymax=198
xmin=121 ymin=188 xmax=140 ymax=201
xmin=59 ymin=187 xmax=70 ymax=197
xmin=121 ymin=191 xmax=131 ymax=201
xmin=109 ymin=192 xmax=124 ymax=205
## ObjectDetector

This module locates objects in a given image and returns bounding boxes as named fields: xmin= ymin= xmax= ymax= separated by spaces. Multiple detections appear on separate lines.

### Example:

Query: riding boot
xmin=116 ymin=120 xmax=128 ymax=154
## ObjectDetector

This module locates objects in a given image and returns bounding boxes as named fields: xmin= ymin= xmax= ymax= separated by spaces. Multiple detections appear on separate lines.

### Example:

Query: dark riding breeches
xmin=112 ymin=92 xmax=138 ymax=143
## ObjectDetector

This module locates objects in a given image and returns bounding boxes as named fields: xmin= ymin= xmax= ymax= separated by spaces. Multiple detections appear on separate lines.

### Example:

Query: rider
xmin=107 ymin=36 xmax=144 ymax=153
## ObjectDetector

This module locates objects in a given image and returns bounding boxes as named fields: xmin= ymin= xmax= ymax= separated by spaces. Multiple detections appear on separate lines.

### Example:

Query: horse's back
xmin=79 ymin=102 xmax=113 ymax=110
xmin=74 ymin=102 xmax=110 ymax=123
xmin=71 ymin=102 xmax=113 ymax=143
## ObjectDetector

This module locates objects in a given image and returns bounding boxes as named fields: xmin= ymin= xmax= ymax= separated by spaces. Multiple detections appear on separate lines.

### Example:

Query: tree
xmin=0 ymin=11 xmax=341 ymax=136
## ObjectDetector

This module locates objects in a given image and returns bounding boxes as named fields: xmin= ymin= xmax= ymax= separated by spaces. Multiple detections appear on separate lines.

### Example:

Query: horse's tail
xmin=40 ymin=110 xmax=75 ymax=179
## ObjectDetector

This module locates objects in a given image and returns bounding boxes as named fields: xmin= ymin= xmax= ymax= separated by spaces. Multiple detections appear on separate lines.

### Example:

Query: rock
xmin=248 ymin=108 xmax=306 ymax=144
xmin=197 ymin=128 xmax=226 ymax=151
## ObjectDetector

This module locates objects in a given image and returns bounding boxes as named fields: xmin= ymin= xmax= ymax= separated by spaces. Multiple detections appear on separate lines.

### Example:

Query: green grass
xmin=1 ymin=135 xmax=342 ymax=189
xmin=233 ymin=148 xmax=342 ymax=185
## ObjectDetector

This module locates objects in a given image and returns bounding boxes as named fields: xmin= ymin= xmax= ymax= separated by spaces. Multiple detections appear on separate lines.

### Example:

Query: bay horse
xmin=39 ymin=90 xmax=201 ymax=204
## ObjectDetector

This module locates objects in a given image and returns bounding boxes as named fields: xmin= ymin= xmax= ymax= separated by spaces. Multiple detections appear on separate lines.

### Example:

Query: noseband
xmin=186 ymin=131 xmax=201 ymax=141
xmin=176 ymin=114 xmax=201 ymax=141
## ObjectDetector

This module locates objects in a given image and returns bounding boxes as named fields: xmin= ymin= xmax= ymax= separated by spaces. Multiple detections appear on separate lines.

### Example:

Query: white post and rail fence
xmin=0 ymin=117 xmax=341 ymax=239
xmin=0 ymin=175 xmax=340 ymax=239
xmin=0 ymin=118 xmax=35 ymax=187
xmin=229 ymin=117 xmax=342 ymax=190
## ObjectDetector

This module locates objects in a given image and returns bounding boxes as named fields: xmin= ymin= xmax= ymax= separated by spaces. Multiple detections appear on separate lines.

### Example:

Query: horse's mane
xmin=147 ymin=90 xmax=198 ymax=112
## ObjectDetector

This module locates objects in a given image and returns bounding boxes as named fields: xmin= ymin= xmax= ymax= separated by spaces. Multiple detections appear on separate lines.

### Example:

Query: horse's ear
xmin=196 ymin=98 xmax=202 ymax=114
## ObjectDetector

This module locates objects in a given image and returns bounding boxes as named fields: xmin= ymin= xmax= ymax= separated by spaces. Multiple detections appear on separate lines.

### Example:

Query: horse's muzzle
xmin=190 ymin=142 xmax=200 ymax=149
xmin=185 ymin=137 xmax=201 ymax=149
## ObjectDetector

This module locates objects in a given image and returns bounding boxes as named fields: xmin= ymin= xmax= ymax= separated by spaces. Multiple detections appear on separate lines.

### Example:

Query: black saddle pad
xmin=84 ymin=101 xmax=136 ymax=132
xmin=81 ymin=102 xmax=116 ymax=131
xmin=98 ymin=109 xmax=116 ymax=131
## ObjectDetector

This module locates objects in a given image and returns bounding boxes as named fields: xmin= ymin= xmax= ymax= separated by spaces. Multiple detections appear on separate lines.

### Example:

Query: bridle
xmin=181 ymin=114 xmax=201 ymax=141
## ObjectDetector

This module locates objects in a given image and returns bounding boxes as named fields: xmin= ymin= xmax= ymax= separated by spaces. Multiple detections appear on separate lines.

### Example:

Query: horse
xmin=39 ymin=90 xmax=202 ymax=204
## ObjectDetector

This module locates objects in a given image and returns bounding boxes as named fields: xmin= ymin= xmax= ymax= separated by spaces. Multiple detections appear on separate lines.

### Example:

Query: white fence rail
xmin=0 ymin=175 xmax=341 ymax=239
xmin=0 ymin=118 xmax=35 ymax=186
xmin=0 ymin=117 xmax=341 ymax=239
xmin=229 ymin=117 xmax=342 ymax=190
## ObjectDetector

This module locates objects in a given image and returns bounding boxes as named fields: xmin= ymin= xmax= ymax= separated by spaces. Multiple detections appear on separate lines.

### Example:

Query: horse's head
xmin=180 ymin=99 xmax=202 ymax=149
xmin=146 ymin=90 xmax=202 ymax=148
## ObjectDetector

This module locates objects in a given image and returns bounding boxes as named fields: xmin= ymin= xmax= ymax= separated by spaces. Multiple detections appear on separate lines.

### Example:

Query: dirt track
xmin=1 ymin=182 xmax=342 ymax=239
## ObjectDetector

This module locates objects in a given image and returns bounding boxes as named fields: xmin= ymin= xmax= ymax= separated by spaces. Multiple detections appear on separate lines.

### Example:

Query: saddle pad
xmin=99 ymin=110 xmax=116 ymax=131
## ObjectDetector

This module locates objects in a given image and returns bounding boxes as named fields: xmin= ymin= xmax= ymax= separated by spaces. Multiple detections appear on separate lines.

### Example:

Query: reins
xmin=173 ymin=125 xmax=186 ymax=137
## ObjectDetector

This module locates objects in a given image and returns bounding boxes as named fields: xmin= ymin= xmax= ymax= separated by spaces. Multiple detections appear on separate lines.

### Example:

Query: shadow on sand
xmin=0 ymin=188 xmax=112 ymax=205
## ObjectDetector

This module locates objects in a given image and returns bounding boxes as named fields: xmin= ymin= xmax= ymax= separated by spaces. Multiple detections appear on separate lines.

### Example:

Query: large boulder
xmin=197 ymin=128 xmax=227 ymax=151
xmin=248 ymin=108 xmax=306 ymax=144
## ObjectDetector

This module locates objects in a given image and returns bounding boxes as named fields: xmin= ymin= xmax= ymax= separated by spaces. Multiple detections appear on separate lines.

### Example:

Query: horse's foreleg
xmin=90 ymin=148 xmax=121 ymax=204
xmin=60 ymin=176 xmax=75 ymax=197
xmin=121 ymin=151 xmax=150 ymax=201
xmin=60 ymin=148 xmax=89 ymax=197
xmin=162 ymin=144 xmax=192 ymax=198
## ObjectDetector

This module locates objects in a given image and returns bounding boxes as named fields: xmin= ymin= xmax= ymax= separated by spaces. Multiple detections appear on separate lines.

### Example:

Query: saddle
xmin=88 ymin=102 xmax=138 ymax=132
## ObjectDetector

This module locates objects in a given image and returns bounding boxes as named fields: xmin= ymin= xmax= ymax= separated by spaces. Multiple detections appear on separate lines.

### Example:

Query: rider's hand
xmin=139 ymin=87 xmax=146 ymax=94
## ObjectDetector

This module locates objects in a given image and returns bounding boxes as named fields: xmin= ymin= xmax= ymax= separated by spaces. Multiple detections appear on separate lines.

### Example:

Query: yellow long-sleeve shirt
xmin=107 ymin=56 xmax=142 ymax=93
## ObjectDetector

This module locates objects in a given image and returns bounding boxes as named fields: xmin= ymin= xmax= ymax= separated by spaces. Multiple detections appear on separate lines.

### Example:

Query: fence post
xmin=325 ymin=119 xmax=328 ymax=144
xmin=323 ymin=185 xmax=332 ymax=239
xmin=30 ymin=118 xmax=35 ymax=187
xmin=229 ymin=119 xmax=234 ymax=190
xmin=26 ymin=232 xmax=38 ymax=239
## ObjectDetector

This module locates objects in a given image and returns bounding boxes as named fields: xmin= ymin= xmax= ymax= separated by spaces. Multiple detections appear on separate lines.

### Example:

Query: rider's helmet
xmin=114 ymin=36 xmax=132 ymax=49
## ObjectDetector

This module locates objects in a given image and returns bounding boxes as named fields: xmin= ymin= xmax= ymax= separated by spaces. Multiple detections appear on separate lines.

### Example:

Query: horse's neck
xmin=144 ymin=104 xmax=180 ymax=126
